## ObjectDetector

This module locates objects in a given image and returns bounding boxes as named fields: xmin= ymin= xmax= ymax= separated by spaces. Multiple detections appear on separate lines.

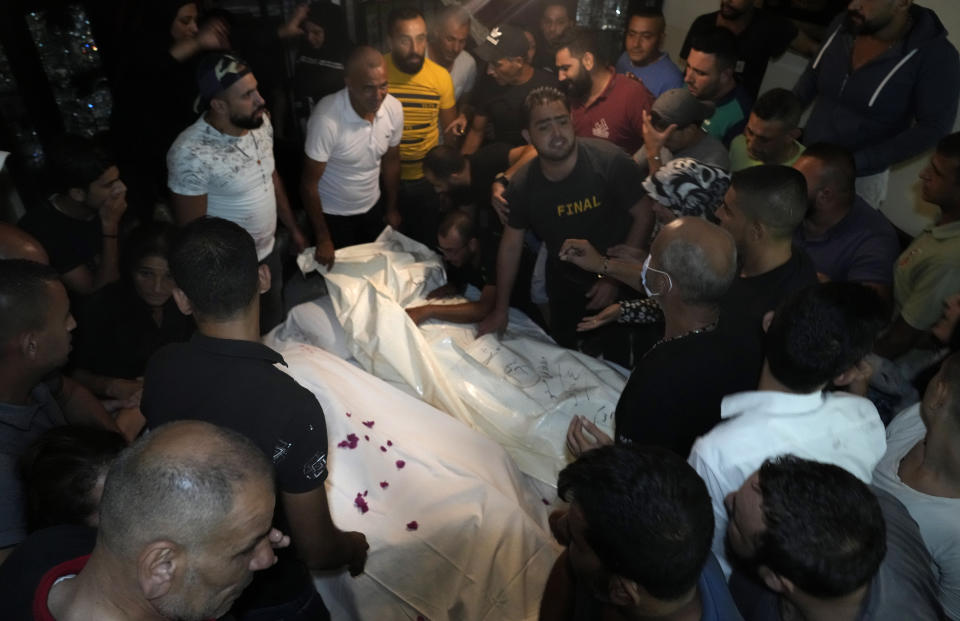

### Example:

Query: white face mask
xmin=641 ymin=254 xmax=672 ymax=297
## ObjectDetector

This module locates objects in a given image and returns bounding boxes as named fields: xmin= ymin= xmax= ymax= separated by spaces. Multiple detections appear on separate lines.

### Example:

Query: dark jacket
xmin=794 ymin=5 xmax=959 ymax=176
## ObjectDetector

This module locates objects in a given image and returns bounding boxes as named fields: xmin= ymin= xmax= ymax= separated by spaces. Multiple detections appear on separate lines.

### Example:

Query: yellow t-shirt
xmin=729 ymin=134 xmax=805 ymax=172
xmin=386 ymin=54 xmax=455 ymax=180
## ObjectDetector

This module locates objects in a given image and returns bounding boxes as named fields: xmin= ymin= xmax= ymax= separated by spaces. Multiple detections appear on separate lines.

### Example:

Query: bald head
xmin=346 ymin=45 xmax=386 ymax=80
xmin=345 ymin=46 xmax=389 ymax=117
xmin=0 ymin=223 xmax=49 ymax=264
xmin=653 ymin=217 xmax=737 ymax=305
xmin=98 ymin=420 xmax=274 ymax=560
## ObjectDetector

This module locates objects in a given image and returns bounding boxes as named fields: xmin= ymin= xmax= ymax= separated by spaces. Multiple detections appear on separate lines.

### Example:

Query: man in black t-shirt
xmin=715 ymin=166 xmax=818 ymax=324
xmin=477 ymin=86 xmax=652 ymax=348
xmin=680 ymin=0 xmax=818 ymax=99
xmin=463 ymin=24 xmax=559 ymax=153
xmin=141 ymin=218 xmax=368 ymax=620
xmin=406 ymin=209 xmax=500 ymax=326
xmin=18 ymin=135 xmax=127 ymax=297
xmin=561 ymin=217 xmax=763 ymax=457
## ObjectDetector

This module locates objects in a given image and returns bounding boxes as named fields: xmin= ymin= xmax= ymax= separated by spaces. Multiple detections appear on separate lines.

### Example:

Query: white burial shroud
xmin=292 ymin=228 xmax=625 ymax=487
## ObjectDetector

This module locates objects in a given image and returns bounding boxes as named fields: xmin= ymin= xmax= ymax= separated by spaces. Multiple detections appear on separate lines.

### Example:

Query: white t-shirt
xmin=874 ymin=403 xmax=960 ymax=619
xmin=167 ymin=115 xmax=277 ymax=260
xmin=426 ymin=49 xmax=476 ymax=101
xmin=304 ymin=89 xmax=403 ymax=216
xmin=688 ymin=389 xmax=887 ymax=576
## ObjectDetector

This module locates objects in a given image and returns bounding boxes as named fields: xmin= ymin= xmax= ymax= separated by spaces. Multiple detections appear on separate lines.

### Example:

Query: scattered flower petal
xmin=364 ymin=435 xmax=370 ymax=441
xmin=354 ymin=493 xmax=369 ymax=514
xmin=387 ymin=440 xmax=393 ymax=446
xmin=406 ymin=521 xmax=418 ymax=531
xmin=380 ymin=445 xmax=387 ymax=452
xmin=542 ymin=498 xmax=550 ymax=505
xmin=345 ymin=412 xmax=352 ymax=417
xmin=362 ymin=420 xmax=375 ymax=428
xmin=396 ymin=460 xmax=405 ymax=469
xmin=337 ymin=433 xmax=360 ymax=449
xmin=363 ymin=490 xmax=368 ymax=497
xmin=380 ymin=481 xmax=389 ymax=489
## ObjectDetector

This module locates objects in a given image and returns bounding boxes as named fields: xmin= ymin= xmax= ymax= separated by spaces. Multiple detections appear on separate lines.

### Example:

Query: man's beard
xmin=395 ymin=52 xmax=425 ymax=74
xmin=719 ymin=1 xmax=747 ymax=20
xmin=538 ymin=136 xmax=576 ymax=162
xmin=561 ymin=70 xmax=592 ymax=102
xmin=844 ymin=10 xmax=894 ymax=36
xmin=232 ymin=107 xmax=265 ymax=129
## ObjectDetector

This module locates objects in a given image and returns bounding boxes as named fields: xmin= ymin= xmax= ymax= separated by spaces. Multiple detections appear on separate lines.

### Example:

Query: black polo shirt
xmin=142 ymin=332 xmax=329 ymax=613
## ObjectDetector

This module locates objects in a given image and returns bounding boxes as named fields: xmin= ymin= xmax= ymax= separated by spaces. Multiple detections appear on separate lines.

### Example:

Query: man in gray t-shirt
xmin=634 ymin=87 xmax=731 ymax=179
xmin=726 ymin=456 xmax=944 ymax=621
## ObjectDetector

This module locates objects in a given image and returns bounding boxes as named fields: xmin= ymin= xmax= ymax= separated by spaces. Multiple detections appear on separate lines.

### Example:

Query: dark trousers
xmin=398 ymin=177 xmax=443 ymax=247
xmin=326 ymin=199 xmax=385 ymax=248
xmin=259 ymin=245 xmax=284 ymax=335
xmin=235 ymin=580 xmax=329 ymax=621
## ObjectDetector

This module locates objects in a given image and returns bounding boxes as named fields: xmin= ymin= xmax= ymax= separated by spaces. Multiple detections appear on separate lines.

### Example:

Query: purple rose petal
xmin=354 ymin=493 xmax=369 ymax=514
xmin=387 ymin=440 xmax=393 ymax=446
xmin=362 ymin=420 xmax=375 ymax=428
xmin=406 ymin=521 xmax=418 ymax=531
xmin=380 ymin=445 xmax=387 ymax=452
xmin=396 ymin=460 xmax=405 ymax=469
xmin=380 ymin=481 xmax=389 ymax=489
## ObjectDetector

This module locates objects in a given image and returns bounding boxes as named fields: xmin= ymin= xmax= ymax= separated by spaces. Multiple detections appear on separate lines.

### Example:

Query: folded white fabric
xmin=265 ymin=341 xmax=562 ymax=620
xmin=294 ymin=228 xmax=625 ymax=486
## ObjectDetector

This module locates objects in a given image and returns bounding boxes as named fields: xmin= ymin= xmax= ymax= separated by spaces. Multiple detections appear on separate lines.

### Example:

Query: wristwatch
xmin=494 ymin=173 xmax=509 ymax=187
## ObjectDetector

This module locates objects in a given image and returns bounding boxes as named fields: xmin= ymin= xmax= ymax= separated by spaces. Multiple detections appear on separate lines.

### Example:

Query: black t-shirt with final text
xmin=506 ymin=138 xmax=644 ymax=292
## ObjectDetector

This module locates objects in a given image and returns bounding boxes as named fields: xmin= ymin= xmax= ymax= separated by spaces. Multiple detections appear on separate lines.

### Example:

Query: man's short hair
xmin=556 ymin=27 xmax=616 ymax=68
xmin=431 ymin=4 xmax=470 ymax=31
xmin=558 ymin=445 xmax=714 ymax=600
xmin=765 ymin=282 xmax=887 ymax=392
xmin=0 ymin=259 xmax=60 ymax=345
xmin=168 ymin=217 xmax=259 ymax=320
xmin=387 ymin=6 xmax=425 ymax=33
xmin=345 ymin=45 xmax=385 ymax=77
xmin=98 ymin=421 xmax=274 ymax=559
xmin=21 ymin=426 xmax=126 ymax=530
xmin=659 ymin=228 xmax=737 ymax=305
xmin=522 ymin=86 xmax=571 ymax=129
xmin=688 ymin=27 xmax=738 ymax=73
xmin=755 ymin=456 xmax=886 ymax=598
xmin=438 ymin=209 xmax=476 ymax=242
xmin=50 ymin=134 xmax=116 ymax=194
xmin=752 ymin=88 xmax=803 ymax=130
xmin=799 ymin=142 xmax=856 ymax=197
xmin=936 ymin=132 xmax=960 ymax=185
xmin=730 ymin=165 xmax=807 ymax=239
xmin=628 ymin=8 xmax=665 ymax=25
xmin=423 ymin=145 xmax=467 ymax=180
xmin=542 ymin=0 xmax=572 ymax=17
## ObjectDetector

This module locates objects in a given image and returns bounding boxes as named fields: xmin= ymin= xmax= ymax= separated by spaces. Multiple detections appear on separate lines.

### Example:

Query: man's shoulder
xmin=381 ymin=94 xmax=405 ymax=123
xmin=689 ymin=12 xmax=719 ymax=34
xmin=579 ymin=136 xmax=633 ymax=162
xmin=168 ymin=116 xmax=223 ymax=159
xmin=313 ymin=88 xmax=347 ymax=117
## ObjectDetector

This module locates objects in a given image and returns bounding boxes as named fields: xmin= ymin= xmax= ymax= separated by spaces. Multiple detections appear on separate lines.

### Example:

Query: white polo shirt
xmin=167 ymin=114 xmax=277 ymax=260
xmin=688 ymin=389 xmax=887 ymax=576
xmin=305 ymin=88 xmax=403 ymax=216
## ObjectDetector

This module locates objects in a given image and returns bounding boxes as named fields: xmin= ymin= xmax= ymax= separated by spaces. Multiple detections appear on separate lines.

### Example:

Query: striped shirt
xmin=386 ymin=53 xmax=455 ymax=180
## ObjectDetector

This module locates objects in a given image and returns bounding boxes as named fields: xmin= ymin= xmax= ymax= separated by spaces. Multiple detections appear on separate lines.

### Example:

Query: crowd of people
xmin=1 ymin=0 xmax=960 ymax=619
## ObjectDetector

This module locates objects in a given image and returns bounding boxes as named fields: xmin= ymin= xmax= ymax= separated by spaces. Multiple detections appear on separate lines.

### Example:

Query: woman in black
xmin=71 ymin=223 xmax=193 ymax=406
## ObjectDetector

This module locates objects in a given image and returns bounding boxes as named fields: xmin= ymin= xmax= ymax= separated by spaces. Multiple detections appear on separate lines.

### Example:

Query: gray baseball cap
xmin=652 ymin=88 xmax=716 ymax=127
xmin=474 ymin=24 xmax=529 ymax=62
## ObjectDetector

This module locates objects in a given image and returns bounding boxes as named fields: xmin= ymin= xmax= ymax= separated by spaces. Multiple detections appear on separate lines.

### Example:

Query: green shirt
xmin=893 ymin=220 xmax=960 ymax=330
xmin=729 ymin=135 xmax=805 ymax=171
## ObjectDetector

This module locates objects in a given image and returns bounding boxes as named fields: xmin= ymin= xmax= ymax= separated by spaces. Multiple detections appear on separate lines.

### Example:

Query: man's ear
xmin=521 ymin=128 xmax=531 ymax=144
xmin=172 ymin=288 xmax=193 ymax=316
xmin=581 ymin=51 xmax=595 ymax=72
xmin=209 ymin=96 xmax=228 ymax=116
xmin=787 ymin=127 xmax=801 ymax=142
xmin=607 ymin=574 xmax=643 ymax=608
xmin=761 ymin=310 xmax=775 ymax=333
xmin=834 ymin=357 xmax=872 ymax=388
xmin=758 ymin=565 xmax=794 ymax=595
xmin=139 ymin=542 xmax=179 ymax=601
xmin=19 ymin=331 xmax=39 ymax=359
xmin=258 ymin=264 xmax=271 ymax=295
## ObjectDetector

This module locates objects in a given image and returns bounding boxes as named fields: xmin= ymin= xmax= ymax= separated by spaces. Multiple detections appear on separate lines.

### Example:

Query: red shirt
xmin=571 ymin=72 xmax=653 ymax=154
xmin=32 ymin=555 xmax=89 ymax=621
